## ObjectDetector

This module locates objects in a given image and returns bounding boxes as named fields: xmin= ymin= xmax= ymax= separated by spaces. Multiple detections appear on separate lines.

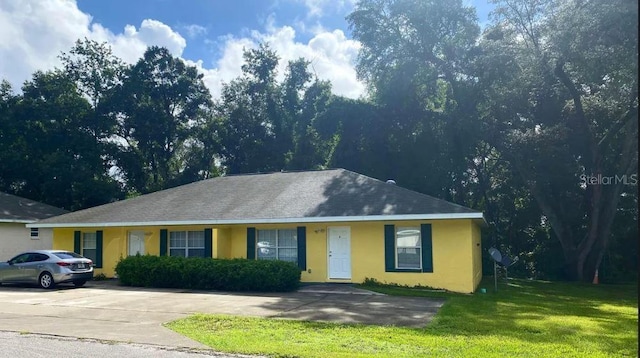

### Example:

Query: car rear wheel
xmin=39 ymin=272 xmax=55 ymax=289
xmin=73 ymin=280 xmax=86 ymax=287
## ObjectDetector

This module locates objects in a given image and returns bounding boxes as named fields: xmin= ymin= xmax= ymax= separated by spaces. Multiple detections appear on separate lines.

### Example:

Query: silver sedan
xmin=0 ymin=250 xmax=94 ymax=289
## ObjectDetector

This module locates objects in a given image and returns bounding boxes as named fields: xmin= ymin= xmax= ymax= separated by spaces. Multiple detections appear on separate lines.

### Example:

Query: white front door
xmin=328 ymin=226 xmax=351 ymax=279
xmin=128 ymin=231 xmax=145 ymax=256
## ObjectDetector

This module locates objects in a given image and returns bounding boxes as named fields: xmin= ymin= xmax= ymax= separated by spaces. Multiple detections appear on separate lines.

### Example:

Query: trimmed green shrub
xmin=115 ymin=255 xmax=301 ymax=292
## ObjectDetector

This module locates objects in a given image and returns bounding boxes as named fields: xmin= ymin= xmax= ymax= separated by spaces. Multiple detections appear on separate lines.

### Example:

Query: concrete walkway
xmin=297 ymin=283 xmax=387 ymax=295
xmin=0 ymin=281 xmax=444 ymax=350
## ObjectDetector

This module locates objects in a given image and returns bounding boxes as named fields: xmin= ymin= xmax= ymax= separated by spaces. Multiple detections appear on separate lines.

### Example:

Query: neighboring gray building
xmin=0 ymin=192 xmax=68 ymax=260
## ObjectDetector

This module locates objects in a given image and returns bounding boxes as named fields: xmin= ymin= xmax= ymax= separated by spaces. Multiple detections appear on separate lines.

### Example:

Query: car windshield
xmin=52 ymin=252 xmax=83 ymax=259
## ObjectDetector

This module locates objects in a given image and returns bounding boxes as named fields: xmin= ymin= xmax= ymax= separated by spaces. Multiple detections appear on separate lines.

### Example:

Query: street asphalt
xmin=0 ymin=331 xmax=260 ymax=358
xmin=0 ymin=281 xmax=444 ymax=351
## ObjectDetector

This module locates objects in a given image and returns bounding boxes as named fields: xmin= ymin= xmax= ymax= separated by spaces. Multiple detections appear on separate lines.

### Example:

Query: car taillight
xmin=56 ymin=262 xmax=71 ymax=266
xmin=87 ymin=261 xmax=93 ymax=266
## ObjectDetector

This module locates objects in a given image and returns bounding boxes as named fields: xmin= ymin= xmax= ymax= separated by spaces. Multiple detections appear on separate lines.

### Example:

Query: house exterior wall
xmin=0 ymin=223 xmax=53 ymax=261
xmin=51 ymin=219 xmax=482 ymax=293
xmin=214 ymin=228 xmax=231 ymax=258
xmin=55 ymin=226 xmax=205 ymax=277
xmin=217 ymin=220 xmax=480 ymax=292
xmin=326 ymin=219 xmax=478 ymax=293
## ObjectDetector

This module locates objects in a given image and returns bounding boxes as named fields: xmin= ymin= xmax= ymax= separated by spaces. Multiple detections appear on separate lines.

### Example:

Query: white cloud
xmin=196 ymin=25 xmax=364 ymax=99
xmin=293 ymin=0 xmax=357 ymax=18
xmin=0 ymin=0 xmax=364 ymax=99
xmin=91 ymin=19 xmax=186 ymax=63
xmin=0 ymin=0 xmax=92 ymax=88
xmin=182 ymin=24 xmax=208 ymax=39
xmin=0 ymin=0 xmax=186 ymax=89
xmin=293 ymin=19 xmax=328 ymax=36
xmin=183 ymin=36 xmax=256 ymax=99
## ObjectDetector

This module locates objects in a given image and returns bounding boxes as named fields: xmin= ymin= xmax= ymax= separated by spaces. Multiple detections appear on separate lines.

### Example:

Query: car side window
xmin=10 ymin=253 xmax=31 ymax=264
xmin=31 ymin=254 xmax=49 ymax=262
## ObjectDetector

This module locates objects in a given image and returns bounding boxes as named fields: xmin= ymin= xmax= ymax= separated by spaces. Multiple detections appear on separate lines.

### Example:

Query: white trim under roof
xmin=0 ymin=219 xmax=35 ymax=224
xmin=27 ymin=212 xmax=486 ymax=228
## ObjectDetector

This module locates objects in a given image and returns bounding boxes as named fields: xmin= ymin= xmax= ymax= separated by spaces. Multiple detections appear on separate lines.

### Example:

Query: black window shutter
xmin=73 ymin=231 xmax=81 ymax=254
xmin=73 ymin=231 xmax=82 ymax=255
xmin=160 ymin=229 xmax=168 ymax=256
xmin=95 ymin=230 xmax=103 ymax=268
xmin=297 ymin=226 xmax=306 ymax=270
xmin=247 ymin=228 xmax=256 ymax=259
xmin=421 ymin=224 xmax=433 ymax=272
xmin=384 ymin=224 xmax=395 ymax=272
xmin=204 ymin=228 xmax=213 ymax=258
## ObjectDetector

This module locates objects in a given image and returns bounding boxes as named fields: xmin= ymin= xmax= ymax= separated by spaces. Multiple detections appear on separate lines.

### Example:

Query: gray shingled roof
xmin=34 ymin=169 xmax=483 ymax=227
xmin=0 ymin=192 xmax=68 ymax=223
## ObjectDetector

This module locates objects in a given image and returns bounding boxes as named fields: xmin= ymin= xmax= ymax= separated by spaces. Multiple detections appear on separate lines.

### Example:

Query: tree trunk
xmin=562 ymin=248 xmax=581 ymax=281
xmin=553 ymin=61 xmax=638 ymax=282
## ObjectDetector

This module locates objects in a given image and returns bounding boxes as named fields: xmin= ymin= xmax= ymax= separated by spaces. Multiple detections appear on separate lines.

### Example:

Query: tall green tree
xmin=0 ymin=81 xmax=25 ymax=193
xmin=60 ymin=39 xmax=125 ymax=110
xmin=217 ymin=44 xmax=333 ymax=173
xmin=216 ymin=45 xmax=282 ymax=173
xmin=347 ymin=0 xmax=484 ymax=202
xmin=3 ymin=71 xmax=122 ymax=210
xmin=109 ymin=46 xmax=214 ymax=193
xmin=283 ymin=60 xmax=334 ymax=170
xmin=479 ymin=0 xmax=638 ymax=280
xmin=315 ymin=97 xmax=389 ymax=178
xmin=59 ymin=38 xmax=126 ymax=139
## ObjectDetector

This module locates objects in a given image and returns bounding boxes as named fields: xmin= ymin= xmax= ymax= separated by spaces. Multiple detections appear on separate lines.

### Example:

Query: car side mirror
xmin=7 ymin=260 xmax=13 ymax=265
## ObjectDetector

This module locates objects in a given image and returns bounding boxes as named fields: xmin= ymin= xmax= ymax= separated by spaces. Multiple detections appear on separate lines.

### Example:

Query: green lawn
xmin=166 ymin=279 xmax=638 ymax=357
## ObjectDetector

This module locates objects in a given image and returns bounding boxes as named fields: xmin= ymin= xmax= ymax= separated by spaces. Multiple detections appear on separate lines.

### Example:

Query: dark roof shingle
xmin=0 ymin=192 xmax=68 ymax=222
xmin=35 ymin=169 xmax=482 ymax=226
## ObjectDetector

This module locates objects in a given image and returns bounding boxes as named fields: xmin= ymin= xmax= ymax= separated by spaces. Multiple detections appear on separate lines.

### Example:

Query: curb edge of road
xmin=0 ymin=329 xmax=261 ymax=358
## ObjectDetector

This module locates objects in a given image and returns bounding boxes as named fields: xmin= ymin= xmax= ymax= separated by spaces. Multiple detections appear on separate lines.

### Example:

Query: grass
xmin=166 ymin=278 xmax=638 ymax=358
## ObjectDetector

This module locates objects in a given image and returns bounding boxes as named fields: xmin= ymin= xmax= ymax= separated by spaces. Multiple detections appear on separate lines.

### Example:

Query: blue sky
xmin=76 ymin=0 xmax=494 ymax=68
xmin=76 ymin=0 xmax=356 ymax=62
xmin=1 ymin=0 xmax=494 ymax=99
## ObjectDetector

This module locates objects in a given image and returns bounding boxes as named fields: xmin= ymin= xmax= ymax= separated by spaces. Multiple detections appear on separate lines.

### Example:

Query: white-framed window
xmin=256 ymin=229 xmax=297 ymax=263
xmin=83 ymin=232 xmax=97 ymax=262
xmin=396 ymin=227 xmax=421 ymax=269
xmin=30 ymin=228 xmax=39 ymax=240
xmin=169 ymin=231 xmax=205 ymax=257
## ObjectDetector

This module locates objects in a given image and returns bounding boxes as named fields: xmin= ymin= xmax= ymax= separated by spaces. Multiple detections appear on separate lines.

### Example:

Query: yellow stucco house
xmin=30 ymin=169 xmax=485 ymax=293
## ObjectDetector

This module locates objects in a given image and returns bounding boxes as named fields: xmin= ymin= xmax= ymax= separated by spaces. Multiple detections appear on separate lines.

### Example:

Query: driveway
xmin=0 ymin=281 xmax=444 ymax=349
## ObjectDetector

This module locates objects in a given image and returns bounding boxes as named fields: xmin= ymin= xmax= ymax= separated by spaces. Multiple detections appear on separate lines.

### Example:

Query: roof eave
xmin=0 ymin=219 xmax=35 ymax=224
xmin=28 ymin=212 xmax=486 ymax=228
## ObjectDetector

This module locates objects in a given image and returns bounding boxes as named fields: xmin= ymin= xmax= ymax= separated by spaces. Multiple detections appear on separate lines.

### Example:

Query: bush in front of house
xmin=115 ymin=255 xmax=301 ymax=292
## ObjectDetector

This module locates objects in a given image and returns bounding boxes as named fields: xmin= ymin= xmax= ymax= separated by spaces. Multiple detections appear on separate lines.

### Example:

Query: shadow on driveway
xmin=84 ymin=280 xmax=446 ymax=328
xmin=0 ymin=279 xmax=446 ymax=349
xmin=0 ymin=280 xmax=446 ymax=328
